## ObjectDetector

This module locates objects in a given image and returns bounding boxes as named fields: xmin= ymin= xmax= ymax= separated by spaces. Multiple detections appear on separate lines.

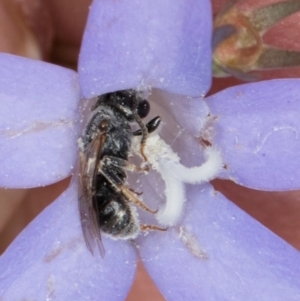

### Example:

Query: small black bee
xmin=78 ymin=89 xmax=163 ymax=256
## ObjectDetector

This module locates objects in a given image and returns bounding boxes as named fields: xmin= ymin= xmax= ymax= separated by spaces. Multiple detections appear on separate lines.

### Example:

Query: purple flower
xmin=1 ymin=0 xmax=300 ymax=300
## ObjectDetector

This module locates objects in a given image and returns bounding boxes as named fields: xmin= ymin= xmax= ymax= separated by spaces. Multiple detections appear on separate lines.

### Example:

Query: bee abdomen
xmin=98 ymin=200 xmax=139 ymax=239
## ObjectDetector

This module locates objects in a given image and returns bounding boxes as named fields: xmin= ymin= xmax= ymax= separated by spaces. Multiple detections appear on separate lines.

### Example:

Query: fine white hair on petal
xmin=156 ymin=166 xmax=186 ymax=226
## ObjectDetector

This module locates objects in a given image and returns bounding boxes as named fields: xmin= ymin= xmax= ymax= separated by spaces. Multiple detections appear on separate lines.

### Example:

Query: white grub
xmin=133 ymin=133 xmax=223 ymax=227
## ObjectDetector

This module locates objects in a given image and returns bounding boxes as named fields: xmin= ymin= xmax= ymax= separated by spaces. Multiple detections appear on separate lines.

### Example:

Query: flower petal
xmin=0 ymin=180 xmax=137 ymax=300
xmin=0 ymin=53 xmax=80 ymax=188
xmin=138 ymin=184 xmax=300 ymax=301
xmin=148 ymin=89 xmax=209 ymax=137
xmin=79 ymin=0 xmax=212 ymax=98
xmin=206 ymin=79 xmax=300 ymax=190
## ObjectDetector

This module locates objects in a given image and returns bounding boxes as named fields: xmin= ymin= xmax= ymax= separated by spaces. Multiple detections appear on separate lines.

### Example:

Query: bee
xmin=78 ymin=89 xmax=163 ymax=256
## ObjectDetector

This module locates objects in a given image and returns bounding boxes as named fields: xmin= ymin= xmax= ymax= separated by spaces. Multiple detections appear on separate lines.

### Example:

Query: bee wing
xmin=78 ymin=131 xmax=106 ymax=257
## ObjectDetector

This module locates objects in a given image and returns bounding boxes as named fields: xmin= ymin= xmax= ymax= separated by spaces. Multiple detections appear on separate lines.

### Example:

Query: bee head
xmin=97 ymin=90 xmax=150 ymax=121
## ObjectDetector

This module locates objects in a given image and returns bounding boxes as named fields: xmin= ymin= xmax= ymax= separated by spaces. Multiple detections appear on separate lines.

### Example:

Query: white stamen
xmin=156 ymin=166 xmax=185 ymax=226
xmin=163 ymin=147 xmax=223 ymax=184
xmin=133 ymin=133 xmax=223 ymax=227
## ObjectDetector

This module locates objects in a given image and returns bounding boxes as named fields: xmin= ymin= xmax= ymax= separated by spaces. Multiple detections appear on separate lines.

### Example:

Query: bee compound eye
xmin=99 ymin=120 xmax=109 ymax=131
xmin=137 ymin=100 xmax=150 ymax=118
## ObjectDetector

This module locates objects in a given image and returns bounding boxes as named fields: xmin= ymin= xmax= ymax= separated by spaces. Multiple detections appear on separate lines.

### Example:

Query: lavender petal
xmin=0 ymin=180 xmax=137 ymax=300
xmin=207 ymin=79 xmax=300 ymax=190
xmin=79 ymin=0 xmax=212 ymax=98
xmin=0 ymin=54 xmax=80 ymax=188
xmin=139 ymin=184 xmax=300 ymax=301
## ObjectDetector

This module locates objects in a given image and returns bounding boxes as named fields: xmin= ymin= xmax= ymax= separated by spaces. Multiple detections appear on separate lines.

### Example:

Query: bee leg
xmin=123 ymin=161 xmax=149 ymax=173
xmin=128 ymin=187 xmax=143 ymax=196
xmin=133 ymin=116 xmax=161 ymax=162
xmin=121 ymin=187 xmax=158 ymax=214
xmin=133 ymin=115 xmax=161 ymax=162
xmin=133 ymin=116 xmax=161 ymax=136
xmin=101 ymin=155 xmax=149 ymax=173
xmin=98 ymin=159 xmax=157 ymax=214
xmin=140 ymin=224 xmax=168 ymax=232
